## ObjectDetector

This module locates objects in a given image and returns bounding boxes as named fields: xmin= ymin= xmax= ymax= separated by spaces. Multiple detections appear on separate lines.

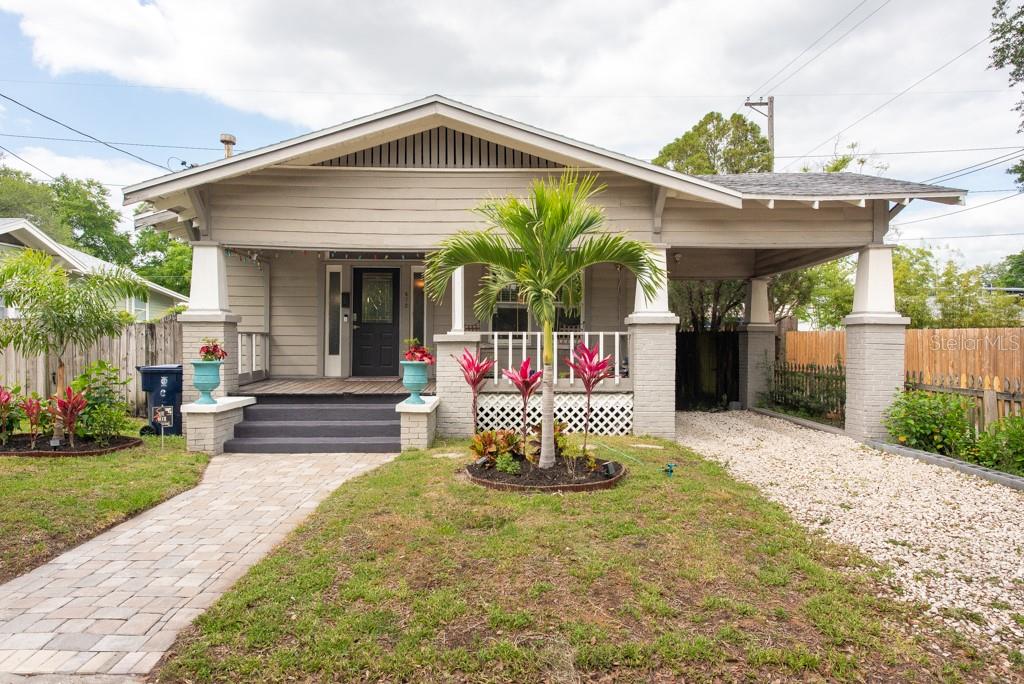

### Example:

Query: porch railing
xmin=485 ymin=331 xmax=628 ymax=387
xmin=238 ymin=332 xmax=270 ymax=384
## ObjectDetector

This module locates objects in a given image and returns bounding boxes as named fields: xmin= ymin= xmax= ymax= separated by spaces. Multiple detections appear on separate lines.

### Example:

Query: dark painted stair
xmin=223 ymin=394 xmax=401 ymax=453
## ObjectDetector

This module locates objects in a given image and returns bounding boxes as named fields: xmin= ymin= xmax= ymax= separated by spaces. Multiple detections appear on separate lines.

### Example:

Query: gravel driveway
xmin=676 ymin=410 xmax=1024 ymax=655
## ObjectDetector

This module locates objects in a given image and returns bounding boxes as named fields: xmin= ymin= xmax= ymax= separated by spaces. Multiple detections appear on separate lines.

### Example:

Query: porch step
xmin=233 ymin=419 xmax=400 ymax=438
xmin=225 ymin=393 xmax=402 ymax=454
xmin=223 ymin=436 xmax=400 ymax=454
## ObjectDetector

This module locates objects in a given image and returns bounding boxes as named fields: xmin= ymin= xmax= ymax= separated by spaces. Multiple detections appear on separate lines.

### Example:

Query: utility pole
xmin=744 ymin=96 xmax=774 ymax=170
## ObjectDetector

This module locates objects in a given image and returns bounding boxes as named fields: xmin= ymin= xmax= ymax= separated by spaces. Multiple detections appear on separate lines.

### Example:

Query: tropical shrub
xmin=469 ymin=429 xmax=520 ymax=467
xmin=72 ymin=361 xmax=130 ymax=441
xmin=19 ymin=394 xmax=48 ymax=450
xmin=564 ymin=341 xmax=613 ymax=455
xmin=403 ymin=338 xmax=435 ymax=364
xmin=199 ymin=337 xmax=228 ymax=361
xmin=884 ymin=390 xmax=974 ymax=457
xmin=503 ymin=358 xmax=542 ymax=459
xmin=975 ymin=415 xmax=1024 ymax=476
xmin=0 ymin=385 xmax=22 ymax=446
xmin=50 ymin=387 xmax=88 ymax=448
xmin=495 ymin=452 xmax=521 ymax=475
xmin=454 ymin=348 xmax=495 ymax=434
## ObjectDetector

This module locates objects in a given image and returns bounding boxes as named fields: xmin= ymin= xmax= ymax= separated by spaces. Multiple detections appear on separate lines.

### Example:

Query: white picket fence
xmin=485 ymin=331 xmax=629 ymax=386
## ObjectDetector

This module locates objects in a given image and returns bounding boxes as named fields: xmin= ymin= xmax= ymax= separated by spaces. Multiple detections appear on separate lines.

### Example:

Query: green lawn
xmin=0 ymin=433 xmax=208 ymax=583
xmin=157 ymin=437 xmax=992 ymax=683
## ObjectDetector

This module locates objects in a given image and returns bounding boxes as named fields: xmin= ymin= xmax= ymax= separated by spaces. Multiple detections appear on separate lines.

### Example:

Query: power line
xmin=766 ymin=0 xmax=894 ymax=94
xmin=895 ymin=231 xmax=1024 ymax=239
xmin=0 ymin=91 xmax=167 ymax=171
xmin=747 ymin=0 xmax=870 ymax=97
xmin=781 ymin=34 xmax=992 ymax=170
xmin=891 ymin=192 xmax=1023 ymax=227
xmin=0 ymin=132 xmax=222 ymax=152
xmin=923 ymin=148 xmax=1024 ymax=184
xmin=0 ymin=143 xmax=55 ymax=179
xmin=776 ymin=145 xmax=1023 ymax=159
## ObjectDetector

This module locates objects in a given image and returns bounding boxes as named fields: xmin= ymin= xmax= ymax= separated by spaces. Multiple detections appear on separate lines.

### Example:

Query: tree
xmin=800 ymin=141 xmax=889 ymax=175
xmin=51 ymin=175 xmax=134 ymax=266
xmin=425 ymin=171 xmax=663 ymax=469
xmin=934 ymin=260 xmax=1023 ymax=327
xmin=653 ymin=112 xmax=773 ymax=174
xmin=991 ymin=0 xmax=1024 ymax=184
xmin=0 ymin=249 xmax=147 ymax=441
xmin=0 ymin=166 xmax=69 ymax=243
xmin=668 ymin=280 xmax=745 ymax=331
xmin=994 ymin=250 xmax=1024 ymax=288
xmin=133 ymin=227 xmax=193 ymax=295
xmin=796 ymin=258 xmax=855 ymax=329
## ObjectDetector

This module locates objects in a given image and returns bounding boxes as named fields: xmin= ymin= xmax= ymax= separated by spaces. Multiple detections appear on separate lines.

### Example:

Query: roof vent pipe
xmin=219 ymin=133 xmax=236 ymax=158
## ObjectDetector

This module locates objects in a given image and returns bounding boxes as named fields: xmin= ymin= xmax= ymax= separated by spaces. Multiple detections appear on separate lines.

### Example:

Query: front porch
xmin=240 ymin=376 xmax=435 ymax=396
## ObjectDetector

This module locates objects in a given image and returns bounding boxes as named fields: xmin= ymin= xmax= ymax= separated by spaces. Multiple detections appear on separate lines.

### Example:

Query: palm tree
xmin=425 ymin=171 xmax=664 ymax=468
xmin=0 ymin=249 xmax=148 ymax=441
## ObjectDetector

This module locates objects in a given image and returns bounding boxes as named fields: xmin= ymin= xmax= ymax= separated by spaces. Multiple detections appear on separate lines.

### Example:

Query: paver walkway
xmin=0 ymin=452 xmax=394 ymax=678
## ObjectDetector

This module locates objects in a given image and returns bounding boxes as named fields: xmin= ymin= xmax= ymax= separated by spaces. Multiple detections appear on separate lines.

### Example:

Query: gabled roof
xmin=123 ymin=95 xmax=745 ymax=208
xmin=123 ymin=94 xmax=966 ymax=213
xmin=0 ymin=218 xmax=189 ymax=302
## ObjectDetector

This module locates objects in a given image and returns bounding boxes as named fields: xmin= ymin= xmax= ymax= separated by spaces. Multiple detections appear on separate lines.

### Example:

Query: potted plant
xmin=401 ymin=338 xmax=435 ymax=404
xmin=193 ymin=337 xmax=228 ymax=405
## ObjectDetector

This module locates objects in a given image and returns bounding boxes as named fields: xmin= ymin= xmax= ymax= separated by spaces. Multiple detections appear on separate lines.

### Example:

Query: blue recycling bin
xmin=137 ymin=364 xmax=183 ymax=436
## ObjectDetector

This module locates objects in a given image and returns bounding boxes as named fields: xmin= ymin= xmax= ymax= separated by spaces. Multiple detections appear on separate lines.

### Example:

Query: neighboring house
xmin=0 ymin=217 xmax=188 ymax=320
xmin=124 ymin=95 xmax=964 ymax=453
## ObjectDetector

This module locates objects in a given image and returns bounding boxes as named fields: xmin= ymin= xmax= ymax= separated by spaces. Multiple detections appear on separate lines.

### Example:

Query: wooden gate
xmin=675 ymin=331 xmax=739 ymax=410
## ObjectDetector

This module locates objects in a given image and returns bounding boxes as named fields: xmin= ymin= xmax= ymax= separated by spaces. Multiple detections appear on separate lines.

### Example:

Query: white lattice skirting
xmin=477 ymin=393 xmax=633 ymax=435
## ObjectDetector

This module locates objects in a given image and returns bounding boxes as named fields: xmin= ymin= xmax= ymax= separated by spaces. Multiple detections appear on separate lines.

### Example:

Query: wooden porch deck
xmin=239 ymin=377 xmax=435 ymax=396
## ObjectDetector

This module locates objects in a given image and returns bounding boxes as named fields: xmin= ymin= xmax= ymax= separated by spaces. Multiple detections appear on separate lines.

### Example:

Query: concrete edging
xmin=866 ymin=440 xmax=1024 ymax=492
xmin=749 ymin=406 xmax=1024 ymax=492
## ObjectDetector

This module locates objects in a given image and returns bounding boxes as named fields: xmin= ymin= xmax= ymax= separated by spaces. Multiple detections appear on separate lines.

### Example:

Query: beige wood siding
xmin=207 ymin=168 xmax=655 ymax=249
xmin=226 ymin=256 xmax=269 ymax=332
xmin=316 ymin=126 xmax=561 ymax=169
xmin=269 ymin=251 xmax=319 ymax=376
xmin=585 ymin=263 xmax=630 ymax=332
xmin=660 ymin=199 xmax=873 ymax=248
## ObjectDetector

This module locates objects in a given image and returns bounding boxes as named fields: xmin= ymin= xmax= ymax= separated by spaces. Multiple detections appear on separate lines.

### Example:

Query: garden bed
xmin=466 ymin=454 xmax=625 ymax=492
xmin=0 ymin=434 xmax=143 ymax=457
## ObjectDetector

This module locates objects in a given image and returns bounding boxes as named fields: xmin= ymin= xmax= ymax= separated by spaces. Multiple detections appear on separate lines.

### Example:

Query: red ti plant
xmin=50 ymin=387 xmax=88 ymax=448
xmin=564 ymin=341 xmax=613 ymax=457
xmin=199 ymin=337 xmax=228 ymax=361
xmin=403 ymin=338 xmax=436 ymax=364
xmin=0 ymin=386 xmax=16 ymax=446
xmin=502 ymin=358 xmax=542 ymax=459
xmin=454 ymin=348 xmax=495 ymax=433
xmin=20 ymin=394 xmax=46 ymax=450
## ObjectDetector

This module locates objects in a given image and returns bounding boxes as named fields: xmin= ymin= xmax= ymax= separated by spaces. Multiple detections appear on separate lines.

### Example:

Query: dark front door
xmin=352 ymin=268 xmax=400 ymax=376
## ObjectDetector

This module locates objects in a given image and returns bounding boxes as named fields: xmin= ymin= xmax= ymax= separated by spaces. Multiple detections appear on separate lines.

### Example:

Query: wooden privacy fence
xmin=905 ymin=371 xmax=1024 ymax=432
xmin=0 ymin=317 xmax=183 ymax=416
xmin=786 ymin=328 xmax=1024 ymax=379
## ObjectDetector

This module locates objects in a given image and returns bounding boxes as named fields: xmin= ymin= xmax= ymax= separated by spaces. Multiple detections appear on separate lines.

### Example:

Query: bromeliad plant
xmin=425 ymin=170 xmax=664 ymax=468
xmin=503 ymin=358 xmax=542 ymax=461
xmin=50 ymin=387 xmax=88 ymax=448
xmin=454 ymin=348 xmax=495 ymax=433
xmin=199 ymin=338 xmax=228 ymax=361
xmin=565 ymin=341 xmax=614 ymax=457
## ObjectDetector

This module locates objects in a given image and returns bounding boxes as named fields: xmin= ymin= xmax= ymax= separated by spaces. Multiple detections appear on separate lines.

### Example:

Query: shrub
xmin=19 ymin=393 xmax=48 ymax=450
xmin=72 ymin=361 xmax=130 ymax=441
xmin=469 ymin=429 xmax=520 ymax=466
xmin=495 ymin=452 xmax=521 ymax=475
xmin=84 ymin=402 xmax=131 ymax=446
xmin=49 ymin=387 xmax=88 ymax=448
xmin=884 ymin=390 xmax=974 ymax=457
xmin=0 ymin=385 xmax=22 ymax=446
xmin=975 ymin=415 xmax=1024 ymax=475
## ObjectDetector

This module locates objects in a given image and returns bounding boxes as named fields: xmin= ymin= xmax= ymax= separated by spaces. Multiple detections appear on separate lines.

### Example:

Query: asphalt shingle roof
xmin=696 ymin=172 xmax=964 ymax=197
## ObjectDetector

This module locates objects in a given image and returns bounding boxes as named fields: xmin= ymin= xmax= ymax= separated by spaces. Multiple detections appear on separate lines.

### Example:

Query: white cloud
xmin=0 ymin=0 xmax=1022 ymax=265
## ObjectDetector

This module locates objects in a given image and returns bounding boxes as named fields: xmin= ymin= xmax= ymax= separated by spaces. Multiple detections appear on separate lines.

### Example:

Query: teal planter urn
xmin=191 ymin=360 xmax=223 ymax=405
xmin=400 ymin=360 xmax=429 ymax=404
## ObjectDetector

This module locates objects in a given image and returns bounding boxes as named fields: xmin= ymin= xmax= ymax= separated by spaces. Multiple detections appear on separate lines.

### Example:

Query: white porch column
xmin=625 ymin=246 xmax=678 ymax=438
xmin=179 ymin=241 xmax=240 ymax=403
xmin=738 ymin=277 xmax=776 ymax=408
xmin=844 ymin=244 xmax=909 ymax=441
xmin=450 ymin=266 xmax=465 ymax=334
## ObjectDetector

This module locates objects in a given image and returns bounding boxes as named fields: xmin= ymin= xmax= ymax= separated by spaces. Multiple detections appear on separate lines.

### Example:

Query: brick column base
xmin=844 ymin=315 xmax=909 ymax=441
xmin=181 ymin=397 xmax=254 ymax=455
xmin=738 ymin=323 xmax=776 ymax=408
xmin=179 ymin=313 xmax=240 ymax=405
xmin=397 ymin=396 xmax=439 ymax=450
xmin=626 ymin=314 xmax=679 ymax=439
xmin=433 ymin=333 xmax=481 ymax=438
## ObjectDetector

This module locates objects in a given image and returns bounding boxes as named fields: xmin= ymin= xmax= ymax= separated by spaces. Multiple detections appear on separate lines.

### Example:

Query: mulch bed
xmin=0 ymin=434 xmax=144 ymax=457
xmin=466 ymin=454 xmax=626 ymax=493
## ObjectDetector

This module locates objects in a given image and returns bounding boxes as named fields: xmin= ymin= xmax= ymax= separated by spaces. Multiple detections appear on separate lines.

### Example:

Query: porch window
xmin=490 ymin=285 xmax=582 ymax=332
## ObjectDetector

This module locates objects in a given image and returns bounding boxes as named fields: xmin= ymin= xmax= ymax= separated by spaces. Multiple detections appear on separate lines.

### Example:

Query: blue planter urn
xmin=191 ymin=360 xmax=223 ymax=405
xmin=400 ymin=360 xmax=429 ymax=404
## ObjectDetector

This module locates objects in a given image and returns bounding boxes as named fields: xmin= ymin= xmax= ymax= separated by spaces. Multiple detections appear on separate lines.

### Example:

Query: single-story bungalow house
xmin=0 ymin=217 xmax=188 ymax=320
xmin=124 ymin=95 xmax=964 ymax=454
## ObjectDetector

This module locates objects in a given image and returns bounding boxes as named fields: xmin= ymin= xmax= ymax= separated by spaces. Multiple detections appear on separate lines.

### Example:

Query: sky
xmin=0 ymin=0 xmax=1021 ymax=268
